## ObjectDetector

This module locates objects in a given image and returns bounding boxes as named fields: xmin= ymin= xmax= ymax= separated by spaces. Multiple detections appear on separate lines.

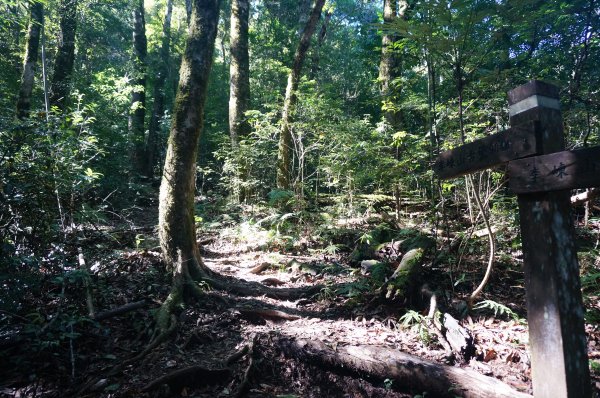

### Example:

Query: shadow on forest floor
xmin=2 ymin=202 xmax=600 ymax=397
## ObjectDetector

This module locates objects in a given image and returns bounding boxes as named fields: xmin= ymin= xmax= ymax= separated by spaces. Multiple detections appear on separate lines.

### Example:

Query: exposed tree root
xmin=156 ymin=245 xmax=321 ymax=335
xmin=275 ymin=335 xmax=532 ymax=398
xmin=248 ymin=262 xmax=271 ymax=274
xmin=77 ymin=314 xmax=178 ymax=396
xmin=141 ymin=334 xmax=258 ymax=395
xmin=124 ymin=314 xmax=178 ymax=367
xmin=225 ymin=343 xmax=250 ymax=366
xmin=92 ymin=300 xmax=148 ymax=321
xmin=238 ymin=307 xmax=301 ymax=322
xmin=141 ymin=365 xmax=230 ymax=393
xmin=199 ymin=269 xmax=323 ymax=300
xmin=231 ymin=334 xmax=256 ymax=398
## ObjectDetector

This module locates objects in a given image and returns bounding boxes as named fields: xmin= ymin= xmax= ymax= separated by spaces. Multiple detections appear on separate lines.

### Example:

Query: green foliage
xmin=1 ymin=104 xmax=104 ymax=262
xmin=370 ymin=261 xmax=391 ymax=284
xmin=268 ymin=189 xmax=295 ymax=208
xmin=399 ymin=309 xmax=430 ymax=344
xmin=473 ymin=299 xmax=521 ymax=322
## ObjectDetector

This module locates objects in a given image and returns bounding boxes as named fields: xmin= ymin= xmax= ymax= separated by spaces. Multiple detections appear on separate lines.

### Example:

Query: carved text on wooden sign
xmin=434 ymin=122 xmax=539 ymax=180
xmin=508 ymin=146 xmax=600 ymax=194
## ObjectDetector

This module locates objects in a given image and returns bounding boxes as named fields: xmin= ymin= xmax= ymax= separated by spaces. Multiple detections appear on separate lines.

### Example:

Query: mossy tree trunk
xmin=157 ymin=0 xmax=221 ymax=330
xmin=309 ymin=9 xmax=331 ymax=80
xmin=379 ymin=0 xmax=407 ymax=129
xmin=16 ymin=1 xmax=43 ymax=120
xmin=379 ymin=0 xmax=407 ymax=217
xmin=228 ymin=0 xmax=251 ymax=202
xmin=49 ymin=0 xmax=78 ymax=110
xmin=144 ymin=0 xmax=173 ymax=178
xmin=228 ymin=0 xmax=250 ymax=149
xmin=130 ymin=0 xmax=148 ymax=173
xmin=276 ymin=0 xmax=326 ymax=190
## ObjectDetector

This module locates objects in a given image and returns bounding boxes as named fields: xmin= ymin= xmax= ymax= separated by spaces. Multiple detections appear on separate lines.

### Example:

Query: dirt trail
xmin=3 ymin=222 xmax=600 ymax=397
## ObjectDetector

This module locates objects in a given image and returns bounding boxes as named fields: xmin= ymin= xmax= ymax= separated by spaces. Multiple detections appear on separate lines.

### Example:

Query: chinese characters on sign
xmin=508 ymin=146 xmax=600 ymax=194
xmin=433 ymin=124 xmax=538 ymax=179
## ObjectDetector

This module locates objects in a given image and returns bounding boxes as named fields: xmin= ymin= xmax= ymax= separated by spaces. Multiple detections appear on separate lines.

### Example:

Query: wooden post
xmin=508 ymin=81 xmax=591 ymax=398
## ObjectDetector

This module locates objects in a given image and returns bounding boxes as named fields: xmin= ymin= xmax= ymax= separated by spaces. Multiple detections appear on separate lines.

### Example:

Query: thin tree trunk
xmin=276 ymin=0 xmax=326 ymax=190
xmin=49 ymin=0 xmax=78 ymax=110
xmin=157 ymin=0 xmax=221 ymax=330
xmin=379 ymin=0 xmax=408 ymax=128
xmin=130 ymin=0 xmax=148 ymax=173
xmin=228 ymin=0 xmax=250 ymax=149
xmin=144 ymin=0 xmax=173 ymax=178
xmin=16 ymin=1 xmax=43 ymax=119
xmin=380 ymin=0 xmax=407 ymax=218
xmin=185 ymin=0 xmax=192 ymax=25
xmin=379 ymin=0 xmax=397 ymax=104
xmin=309 ymin=9 xmax=331 ymax=80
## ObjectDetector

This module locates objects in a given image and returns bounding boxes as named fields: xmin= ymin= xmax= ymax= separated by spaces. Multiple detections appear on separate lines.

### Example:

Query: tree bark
xmin=379 ymin=0 xmax=397 ymax=99
xmin=309 ymin=9 xmax=331 ymax=80
xmin=379 ymin=0 xmax=406 ymax=128
xmin=157 ymin=0 xmax=221 ymax=328
xmin=185 ymin=0 xmax=192 ymax=25
xmin=144 ymin=0 xmax=173 ymax=178
xmin=228 ymin=0 xmax=250 ymax=149
xmin=49 ymin=0 xmax=78 ymax=110
xmin=130 ymin=0 xmax=148 ymax=173
xmin=276 ymin=0 xmax=326 ymax=190
xmin=278 ymin=337 xmax=532 ymax=398
xmin=16 ymin=1 xmax=43 ymax=120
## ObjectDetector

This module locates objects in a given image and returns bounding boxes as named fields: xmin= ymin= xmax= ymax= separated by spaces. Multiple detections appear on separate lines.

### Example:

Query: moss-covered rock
xmin=393 ymin=229 xmax=435 ymax=252
xmin=386 ymin=248 xmax=424 ymax=300
xmin=349 ymin=224 xmax=397 ymax=263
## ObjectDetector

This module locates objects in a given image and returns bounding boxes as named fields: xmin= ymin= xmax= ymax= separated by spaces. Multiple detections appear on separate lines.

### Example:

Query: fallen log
xmin=443 ymin=313 xmax=476 ymax=361
xmin=277 ymin=336 xmax=531 ymax=398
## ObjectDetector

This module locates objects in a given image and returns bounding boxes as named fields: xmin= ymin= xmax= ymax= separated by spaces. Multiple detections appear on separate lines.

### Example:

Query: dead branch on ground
xmin=276 ymin=336 xmax=531 ymax=398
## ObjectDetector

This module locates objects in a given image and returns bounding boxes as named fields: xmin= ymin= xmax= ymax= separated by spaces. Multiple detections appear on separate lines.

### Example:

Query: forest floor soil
xmin=2 ymin=203 xmax=600 ymax=397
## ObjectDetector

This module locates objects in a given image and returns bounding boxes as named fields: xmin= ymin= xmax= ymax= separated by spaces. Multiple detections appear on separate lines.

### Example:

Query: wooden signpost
xmin=435 ymin=80 xmax=594 ymax=398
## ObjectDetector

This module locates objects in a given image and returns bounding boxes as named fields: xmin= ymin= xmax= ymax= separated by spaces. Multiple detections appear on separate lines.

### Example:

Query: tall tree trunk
xmin=16 ymin=1 xmax=43 ymax=120
xmin=144 ymin=0 xmax=173 ymax=178
xmin=157 ymin=0 xmax=221 ymax=330
xmin=228 ymin=0 xmax=250 ymax=149
xmin=185 ymin=0 xmax=192 ymax=25
xmin=130 ymin=0 xmax=148 ymax=173
xmin=309 ymin=9 xmax=331 ymax=80
xmin=49 ymin=0 xmax=78 ymax=110
xmin=380 ymin=0 xmax=406 ymax=217
xmin=379 ymin=0 xmax=396 ymax=98
xmin=276 ymin=0 xmax=326 ymax=190
xmin=379 ymin=0 xmax=407 ymax=128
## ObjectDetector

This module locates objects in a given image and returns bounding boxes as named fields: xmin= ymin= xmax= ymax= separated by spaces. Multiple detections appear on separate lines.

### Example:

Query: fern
xmin=399 ymin=310 xmax=431 ymax=344
xmin=474 ymin=299 xmax=520 ymax=321
xmin=399 ymin=310 xmax=424 ymax=328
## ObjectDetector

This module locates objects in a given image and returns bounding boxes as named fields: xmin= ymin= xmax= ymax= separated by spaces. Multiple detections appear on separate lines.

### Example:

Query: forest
xmin=1 ymin=0 xmax=599 ymax=396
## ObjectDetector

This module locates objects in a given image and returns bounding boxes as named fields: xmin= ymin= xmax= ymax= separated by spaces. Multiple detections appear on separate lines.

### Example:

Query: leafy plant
xmin=384 ymin=378 xmax=393 ymax=390
xmin=473 ymin=300 xmax=521 ymax=322
xmin=399 ymin=310 xmax=431 ymax=344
